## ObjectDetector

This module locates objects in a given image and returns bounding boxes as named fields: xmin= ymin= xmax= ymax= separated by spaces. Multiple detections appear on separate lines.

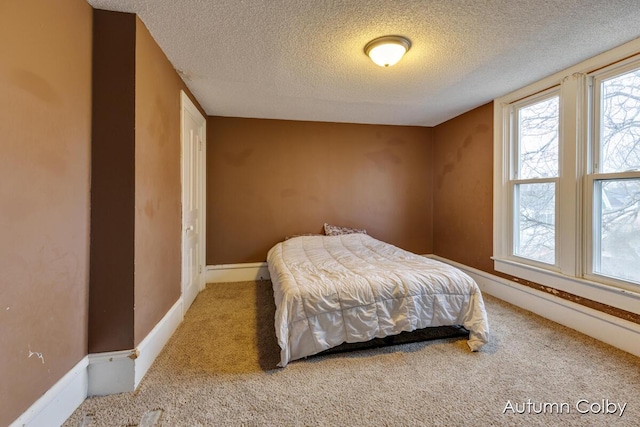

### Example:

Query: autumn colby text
xmin=503 ymin=399 xmax=627 ymax=417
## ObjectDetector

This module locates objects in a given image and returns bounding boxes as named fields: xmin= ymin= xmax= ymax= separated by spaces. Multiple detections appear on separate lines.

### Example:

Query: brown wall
xmin=433 ymin=103 xmax=494 ymax=272
xmin=207 ymin=118 xmax=434 ymax=264
xmin=0 ymin=0 xmax=92 ymax=425
xmin=134 ymin=18 xmax=189 ymax=345
xmin=89 ymin=12 xmax=204 ymax=351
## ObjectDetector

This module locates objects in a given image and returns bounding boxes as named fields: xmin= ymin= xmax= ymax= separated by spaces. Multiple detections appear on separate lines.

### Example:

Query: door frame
xmin=180 ymin=90 xmax=207 ymax=314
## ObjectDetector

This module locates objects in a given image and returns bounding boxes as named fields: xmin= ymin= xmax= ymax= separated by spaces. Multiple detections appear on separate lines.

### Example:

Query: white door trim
xmin=180 ymin=91 xmax=207 ymax=314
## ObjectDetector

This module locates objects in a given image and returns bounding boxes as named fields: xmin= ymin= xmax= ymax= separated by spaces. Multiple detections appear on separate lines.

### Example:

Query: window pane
xmin=601 ymin=69 xmax=640 ymax=173
xmin=594 ymin=179 xmax=640 ymax=284
xmin=517 ymin=96 xmax=559 ymax=179
xmin=515 ymin=183 xmax=555 ymax=264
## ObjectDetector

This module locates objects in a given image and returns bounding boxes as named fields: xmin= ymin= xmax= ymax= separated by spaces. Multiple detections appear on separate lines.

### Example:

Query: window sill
xmin=493 ymin=257 xmax=640 ymax=315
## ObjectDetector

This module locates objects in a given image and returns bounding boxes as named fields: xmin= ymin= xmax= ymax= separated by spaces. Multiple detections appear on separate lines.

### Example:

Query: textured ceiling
xmin=87 ymin=0 xmax=640 ymax=126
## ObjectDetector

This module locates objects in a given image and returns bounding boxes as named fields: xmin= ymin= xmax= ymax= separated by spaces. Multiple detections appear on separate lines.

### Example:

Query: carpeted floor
xmin=64 ymin=281 xmax=640 ymax=426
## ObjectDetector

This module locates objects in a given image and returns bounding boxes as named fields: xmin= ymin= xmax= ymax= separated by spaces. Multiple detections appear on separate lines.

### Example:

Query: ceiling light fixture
xmin=364 ymin=35 xmax=411 ymax=67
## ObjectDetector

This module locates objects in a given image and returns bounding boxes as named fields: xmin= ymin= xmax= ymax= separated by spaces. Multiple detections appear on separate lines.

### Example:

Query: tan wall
xmin=207 ymin=118 xmax=434 ymax=264
xmin=433 ymin=103 xmax=494 ymax=272
xmin=134 ymin=18 xmax=190 ymax=345
xmin=0 ymin=0 xmax=92 ymax=425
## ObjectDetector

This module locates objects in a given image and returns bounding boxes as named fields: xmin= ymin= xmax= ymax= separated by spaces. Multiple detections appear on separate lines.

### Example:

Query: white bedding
xmin=267 ymin=234 xmax=490 ymax=367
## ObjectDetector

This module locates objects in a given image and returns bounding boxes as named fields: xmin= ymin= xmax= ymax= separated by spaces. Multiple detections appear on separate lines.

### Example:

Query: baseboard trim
xmin=87 ymin=350 xmax=135 ymax=396
xmin=428 ymin=255 xmax=640 ymax=357
xmin=206 ymin=262 xmax=270 ymax=283
xmin=134 ymin=298 xmax=183 ymax=387
xmin=16 ymin=255 xmax=636 ymax=426
xmin=11 ymin=297 xmax=186 ymax=425
xmin=87 ymin=298 xmax=184 ymax=397
xmin=10 ymin=356 xmax=89 ymax=427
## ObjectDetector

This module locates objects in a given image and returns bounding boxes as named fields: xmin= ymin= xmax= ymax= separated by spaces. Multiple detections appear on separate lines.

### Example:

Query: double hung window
xmin=494 ymin=41 xmax=640 ymax=309
xmin=589 ymin=65 xmax=640 ymax=285
xmin=511 ymin=92 xmax=559 ymax=266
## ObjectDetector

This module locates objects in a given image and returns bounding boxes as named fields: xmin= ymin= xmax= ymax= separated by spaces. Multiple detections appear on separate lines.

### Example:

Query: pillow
xmin=323 ymin=223 xmax=367 ymax=236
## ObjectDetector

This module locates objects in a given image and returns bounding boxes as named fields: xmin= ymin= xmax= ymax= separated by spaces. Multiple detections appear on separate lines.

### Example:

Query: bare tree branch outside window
xmin=514 ymin=96 xmax=559 ymax=264
xmin=597 ymin=70 xmax=640 ymax=283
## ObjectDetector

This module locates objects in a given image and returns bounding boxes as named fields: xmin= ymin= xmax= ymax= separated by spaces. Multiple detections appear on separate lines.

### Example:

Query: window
xmin=511 ymin=92 xmax=559 ymax=265
xmin=590 ymin=65 xmax=640 ymax=285
xmin=494 ymin=39 xmax=640 ymax=310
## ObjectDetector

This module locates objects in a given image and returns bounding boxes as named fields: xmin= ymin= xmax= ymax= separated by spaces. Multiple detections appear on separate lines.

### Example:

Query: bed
xmin=267 ymin=233 xmax=490 ymax=367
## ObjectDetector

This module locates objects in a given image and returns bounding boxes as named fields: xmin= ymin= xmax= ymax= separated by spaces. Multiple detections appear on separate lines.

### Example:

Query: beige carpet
xmin=64 ymin=281 xmax=640 ymax=426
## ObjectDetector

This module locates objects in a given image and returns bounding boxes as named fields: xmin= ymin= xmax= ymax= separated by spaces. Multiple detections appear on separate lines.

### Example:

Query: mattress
xmin=267 ymin=234 xmax=490 ymax=367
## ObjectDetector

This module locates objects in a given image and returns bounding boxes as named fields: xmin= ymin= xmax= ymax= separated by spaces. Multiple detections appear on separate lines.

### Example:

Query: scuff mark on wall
xmin=9 ymin=68 xmax=61 ymax=105
xmin=223 ymin=148 xmax=254 ymax=167
xmin=365 ymin=148 xmax=401 ymax=172
xmin=28 ymin=346 xmax=45 ymax=364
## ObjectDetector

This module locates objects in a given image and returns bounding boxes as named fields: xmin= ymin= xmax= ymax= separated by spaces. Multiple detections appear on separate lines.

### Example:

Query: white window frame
xmin=509 ymin=88 xmax=561 ymax=270
xmin=494 ymin=38 xmax=640 ymax=315
xmin=585 ymin=58 xmax=640 ymax=287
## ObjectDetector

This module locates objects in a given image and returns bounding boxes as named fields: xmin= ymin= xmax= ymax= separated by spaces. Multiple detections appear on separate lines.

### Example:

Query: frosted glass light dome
xmin=365 ymin=36 xmax=411 ymax=67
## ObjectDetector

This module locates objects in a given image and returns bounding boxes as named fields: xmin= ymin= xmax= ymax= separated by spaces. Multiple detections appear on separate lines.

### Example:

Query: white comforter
xmin=267 ymin=234 xmax=489 ymax=367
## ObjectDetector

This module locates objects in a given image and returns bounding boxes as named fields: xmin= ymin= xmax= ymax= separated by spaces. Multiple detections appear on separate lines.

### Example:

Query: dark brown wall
xmin=433 ymin=103 xmax=494 ymax=272
xmin=207 ymin=118 xmax=434 ymax=264
xmin=0 ymin=0 xmax=92 ymax=425
xmin=89 ymin=10 xmax=136 ymax=353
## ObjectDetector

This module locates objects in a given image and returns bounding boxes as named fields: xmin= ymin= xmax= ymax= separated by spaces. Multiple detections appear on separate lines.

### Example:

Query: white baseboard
xmin=206 ymin=262 xmax=270 ymax=283
xmin=428 ymin=255 xmax=640 ymax=358
xmin=11 ymin=298 xmax=186 ymax=426
xmin=88 ymin=298 xmax=183 ymax=396
xmin=10 ymin=356 xmax=89 ymax=427
xmin=10 ymin=295 xmax=187 ymax=426
xmin=16 ymin=255 xmax=636 ymax=427
xmin=134 ymin=298 xmax=183 ymax=387
xmin=87 ymin=350 xmax=135 ymax=396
